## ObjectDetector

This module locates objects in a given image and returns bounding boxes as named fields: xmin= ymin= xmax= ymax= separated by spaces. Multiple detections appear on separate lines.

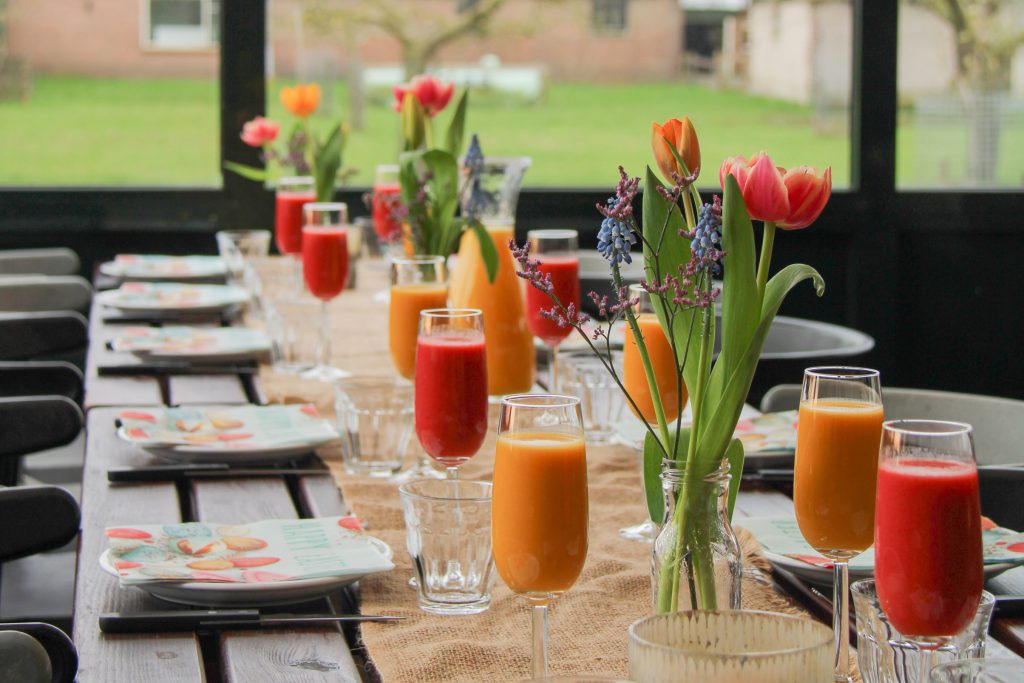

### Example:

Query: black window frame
xmin=1 ymin=0 xmax=1021 ymax=396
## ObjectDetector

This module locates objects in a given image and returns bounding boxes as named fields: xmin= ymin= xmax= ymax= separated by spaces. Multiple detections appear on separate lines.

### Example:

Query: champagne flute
xmin=371 ymin=164 xmax=403 ymax=256
xmin=524 ymin=229 xmax=580 ymax=391
xmin=390 ymin=255 xmax=448 ymax=482
xmin=493 ymin=394 xmax=589 ymax=679
xmin=875 ymin=419 xmax=983 ymax=683
xmin=793 ymin=367 xmax=883 ymax=683
xmin=301 ymin=202 xmax=350 ymax=381
xmin=275 ymin=176 xmax=316 ymax=293
xmin=414 ymin=309 xmax=488 ymax=480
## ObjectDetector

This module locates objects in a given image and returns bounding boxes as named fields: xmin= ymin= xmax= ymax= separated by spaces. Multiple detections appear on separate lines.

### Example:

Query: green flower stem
xmin=681 ymin=189 xmax=696 ymax=231
xmin=424 ymin=116 xmax=434 ymax=151
xmin=657 ymin=279 xmax=716 ymax=613
xmin=613 ymin=267 xmax=672 ymax=457
xmin=756 ymin=221 xmax=777 ymax=305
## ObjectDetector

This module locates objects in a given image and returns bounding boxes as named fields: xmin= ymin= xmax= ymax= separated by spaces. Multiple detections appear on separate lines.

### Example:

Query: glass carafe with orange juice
xmin=793 ymin=367 xmax=884 ymax=683
xmin=449 ymin=156 xmax=535 ymax=396
xmin=622 ymin=284 xmax=686 ymax=424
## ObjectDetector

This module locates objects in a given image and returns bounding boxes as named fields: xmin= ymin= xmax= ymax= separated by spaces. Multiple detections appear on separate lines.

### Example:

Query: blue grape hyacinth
xmin=597 ymin=198 xmax=638 ymax=264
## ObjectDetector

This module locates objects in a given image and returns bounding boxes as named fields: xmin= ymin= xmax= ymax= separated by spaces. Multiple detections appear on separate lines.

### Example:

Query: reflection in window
xmin=147 ymin=0 xmax=221 ymax=49
xmin=592 ymin=0 xmax=629 ymax=33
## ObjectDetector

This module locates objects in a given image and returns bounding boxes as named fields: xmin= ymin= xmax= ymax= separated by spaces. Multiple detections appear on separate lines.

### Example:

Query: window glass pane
xmin=897 ymin=1 xmax=1024 ymax=188
xmin=268 ymin=0 xmax=851 ymax=188
xmin=0 ymin=0 xmax=220 ymax=186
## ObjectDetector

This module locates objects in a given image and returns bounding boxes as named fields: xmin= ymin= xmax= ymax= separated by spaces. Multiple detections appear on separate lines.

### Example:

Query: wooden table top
xmin=73 ymin=264 xmax=1024 ymax=681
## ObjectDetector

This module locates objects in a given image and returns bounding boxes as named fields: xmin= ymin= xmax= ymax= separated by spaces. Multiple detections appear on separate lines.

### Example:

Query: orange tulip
xmin=651 ymin=116 xmax=700 ymax=182
xmin=280 ymin=83 xmax=321 ymax=118
xmin=777 ymin=166 xmax=832 ymax=230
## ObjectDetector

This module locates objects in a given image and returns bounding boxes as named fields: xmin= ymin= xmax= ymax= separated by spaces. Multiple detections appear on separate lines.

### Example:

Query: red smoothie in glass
xmin=526 ymin=255 xmax=580 ymax=347
xmin=275 ymin=191 xmax=316 ymax=255
xmin=371 ymin=184 xmax=402 ymax=240
xmin=875 ymin=459 xmax=983 ymax=637
xmin=414 ymin=335 xmax=488 ymax=467
xmin=302 ymin=227 xmax=348 ymax=300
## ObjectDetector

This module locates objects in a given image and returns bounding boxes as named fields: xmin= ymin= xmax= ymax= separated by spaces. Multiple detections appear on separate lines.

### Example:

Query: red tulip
xmin=239 ymin=116 xmax=280 ymax=147
xmin=651 ymin=116 xmax=700 ymax=181
xmin=392 ymin=75 xmax=455 ymax=118
xmin=719 ymin=153 xmax=831 ymax=229
xmin=777 ymin=166 xmax=832 ymax=230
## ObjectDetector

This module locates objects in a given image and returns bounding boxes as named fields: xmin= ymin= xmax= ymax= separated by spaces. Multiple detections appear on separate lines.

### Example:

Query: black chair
xmin=0 ymin=396 xmax=83 ymax=487
xmin=0 ymin=312 xmax=89 ymax=364
xmin=0 ymin=486 xmax=80 ymax=683
xmin=0 ymin=363 xmax=83 ymax=404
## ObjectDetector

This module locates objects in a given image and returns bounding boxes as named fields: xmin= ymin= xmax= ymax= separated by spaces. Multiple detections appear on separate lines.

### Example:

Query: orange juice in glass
xmin=622 ymin=285 xmax=685 ymax=423
xmin=449 ymin=224 xmax=535 ymax=396
xmin=389 ymin=256 xmax=448 ymax=380
xmin=793 ymin=366 xmax=883 ymax=683
xmin=492 ymin=394 xmax=587 ymax=679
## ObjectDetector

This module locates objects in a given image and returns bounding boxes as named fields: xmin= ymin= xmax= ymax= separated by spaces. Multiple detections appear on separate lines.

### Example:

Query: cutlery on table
xmin=108 ymin=464 xmax=331 ymax=482
xmin=99 ymin=610 xmax=402 ymax=633
xmin=98 ymin=362 xmax=259 ymax=376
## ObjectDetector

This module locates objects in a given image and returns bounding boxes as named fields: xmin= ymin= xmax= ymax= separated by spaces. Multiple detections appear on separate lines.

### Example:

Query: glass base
xmin=272 ymin=362 xmax=316 ymax=375
xmin=619 ymin=518 xmax=658 ymax=543
xmin=390 ymin=458 xmax=445 ymax=484
xmin=300 ymin=365 xmax=351 ymax=382
xmin=418 ymin=595 xmax=491 ymax=616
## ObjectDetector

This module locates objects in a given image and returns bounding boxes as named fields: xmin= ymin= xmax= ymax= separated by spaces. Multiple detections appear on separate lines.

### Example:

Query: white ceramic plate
xmin=100 ymin=255 xmax=226 ymax=281
xmin=99 ymin=538 xmax=392 ymax=607
xmin=97 ymin=283 xmax=249 ymax=314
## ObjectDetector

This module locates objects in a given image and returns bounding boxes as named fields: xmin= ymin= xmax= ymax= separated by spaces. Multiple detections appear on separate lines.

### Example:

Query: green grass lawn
xmin=0 ymin=76 xmax=1021 ymax=189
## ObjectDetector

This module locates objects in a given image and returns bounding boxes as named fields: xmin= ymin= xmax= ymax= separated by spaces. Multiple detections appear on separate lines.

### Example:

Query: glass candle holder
xmin=628 ymin=610 xmax=832 ymax=683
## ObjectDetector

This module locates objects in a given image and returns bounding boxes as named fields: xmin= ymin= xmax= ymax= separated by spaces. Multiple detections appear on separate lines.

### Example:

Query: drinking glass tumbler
xmin=399 ymin=479 xmax=495 ymax=616
xmin=334 ymin=377 xmax=414 ymax=477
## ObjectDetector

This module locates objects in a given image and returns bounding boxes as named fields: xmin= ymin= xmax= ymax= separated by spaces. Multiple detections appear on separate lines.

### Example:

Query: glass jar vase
xmin=651 ymin=458 xmax=741 ymax=613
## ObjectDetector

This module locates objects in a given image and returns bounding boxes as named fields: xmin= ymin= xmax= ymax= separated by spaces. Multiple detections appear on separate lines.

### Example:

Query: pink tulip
xmin=240 ymin=116 xmax=280 ymax=147
xmin=719 ymin=153 xmax=789 ymax=223
xmin=777 ymin=166 xmax=832 ymax=230
xmin=392 ymin=75 xmax=455 ymax=117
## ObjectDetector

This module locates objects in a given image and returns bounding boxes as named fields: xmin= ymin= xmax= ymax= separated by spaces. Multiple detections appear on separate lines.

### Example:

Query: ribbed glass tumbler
xmin=628 ymin=610 xmax=832 ymax=683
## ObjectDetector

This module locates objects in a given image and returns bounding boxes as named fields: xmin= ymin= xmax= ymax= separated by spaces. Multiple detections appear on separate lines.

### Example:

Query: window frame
xmin=591 ymin=0 xmax=629 ymax=34
xmin=140 ymin=0 xmax=221 ymax=52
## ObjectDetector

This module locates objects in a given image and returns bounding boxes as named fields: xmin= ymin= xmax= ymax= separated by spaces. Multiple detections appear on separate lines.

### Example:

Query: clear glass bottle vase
xmin=651 ymin=458 xmax=742 ymax=613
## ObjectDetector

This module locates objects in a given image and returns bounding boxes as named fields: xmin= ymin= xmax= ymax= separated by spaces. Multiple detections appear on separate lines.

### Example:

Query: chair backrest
xmin=0 ymin=312 xmax=89 ymax=361
xmin=0 ymin=486 xmax=80 ymax=563
xmin=0 ymin=249 xmax=80 ymax=277
xmin=0 ymin=622 xmax=78 ymax=683
xmin=760 ymin=384 xmax=1024 ymax=466
xmin=0 ymin=276 xmax=92 ymax=314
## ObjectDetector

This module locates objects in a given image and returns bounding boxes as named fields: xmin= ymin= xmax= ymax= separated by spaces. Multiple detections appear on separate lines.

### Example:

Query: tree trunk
xmin=965 ymin=89 xmax=1002 ymax=185
xmin=403 ymin=48 xmax=428 ymax=79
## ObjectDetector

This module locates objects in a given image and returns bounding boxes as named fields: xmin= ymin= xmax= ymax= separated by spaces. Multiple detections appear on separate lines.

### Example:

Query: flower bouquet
xmin=225 ymin=82 xmax=349 ymax=202
xmin=394 ymin=75 xmax=498 ymax=283
xmin=515 ymin=115 xmax=831 ymax=612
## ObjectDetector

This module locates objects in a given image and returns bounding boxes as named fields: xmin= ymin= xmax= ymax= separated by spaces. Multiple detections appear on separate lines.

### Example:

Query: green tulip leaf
xmin=313 ymin=123 xmax=345 ymax=202
xmin=223 ymin=161 xmax=270 ymax=183
xmin=444 ymin=90 xmax=469 ymax=158
xmin=643 ymin=425 xmax=690 ymax=525
xmin=641 ymin=166 xmax=700 ymax=394
xmin=724 ymin=437 xmax=744 ymax=520
xmin=465 ymin=219 xmax=499 ymax=284
xmin=401 ymin=92 xmax=426 ymax=151
xmin=701 ymin=173 xmax=758 ymax=433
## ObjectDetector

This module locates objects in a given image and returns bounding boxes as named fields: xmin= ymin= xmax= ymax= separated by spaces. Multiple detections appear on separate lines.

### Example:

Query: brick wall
xmin=9 ymin=0 xmax=682 ymax=81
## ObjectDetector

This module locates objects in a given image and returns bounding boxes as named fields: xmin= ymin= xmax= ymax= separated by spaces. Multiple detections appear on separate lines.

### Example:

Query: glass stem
xmin=446 ymin=466 xmax=458 ymax=480
xmin=832 ymin=560 xmax=850 ymax=682
xmin=531 ymin=603 xmax=549 ymax=680
xmin=549 ymin=344 xmax=559 ymax=392
xmin=917 ymin=644 xmax=937 ymax=683
xmin=318 ymin=300 xmax=331 ymax=368
xmin=292 ymin=254 xmax=304 ymax=294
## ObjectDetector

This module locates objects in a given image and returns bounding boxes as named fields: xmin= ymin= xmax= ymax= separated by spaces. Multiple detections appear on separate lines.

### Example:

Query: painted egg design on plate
xmin=186 ymin=559 xmax=234 ymax=571
xmin=209 ymin=417 xmax=245 ymax=430
xmin=216 ymin=525 xmax=251 ymax=536
xmin=241 ymin=570 xmax=293 ymax=583
xmin=230 ymin=557 xmax=280 ymax=568
xmin=139 ymin=566 xmax=191 ymax=579
xmin=176 ymin=539 xmax=227 ymax=557
xmin=222 ymin=537 xmax=268 ymax=552
xmin=119 ymin=545 xmax=170 ymax=563
xmin=106 ymin=528 xmax=152 ymax=540
xmin=190 ymin=571 xmax=242 ymax=582
xmin=163 ymin=524 xmax=212 ymax=538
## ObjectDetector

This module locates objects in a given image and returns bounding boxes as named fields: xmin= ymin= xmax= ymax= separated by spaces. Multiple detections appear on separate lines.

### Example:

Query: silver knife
xmin=99 ymin=609 xmax=402 ymax=633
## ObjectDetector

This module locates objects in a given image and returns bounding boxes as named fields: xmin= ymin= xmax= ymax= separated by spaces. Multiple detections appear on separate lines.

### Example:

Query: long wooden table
xmin=71 ymin=264 xmax=1024 ymax=681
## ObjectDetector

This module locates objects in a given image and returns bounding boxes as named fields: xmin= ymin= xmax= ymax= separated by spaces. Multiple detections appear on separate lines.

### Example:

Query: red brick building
xmin=7 ymin=0 xmax=684 ymax=81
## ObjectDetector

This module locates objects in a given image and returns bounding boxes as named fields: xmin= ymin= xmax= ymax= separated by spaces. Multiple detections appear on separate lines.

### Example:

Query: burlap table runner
xmin=255 ymin=258 xmax=853 ymax=682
